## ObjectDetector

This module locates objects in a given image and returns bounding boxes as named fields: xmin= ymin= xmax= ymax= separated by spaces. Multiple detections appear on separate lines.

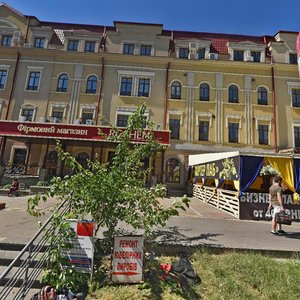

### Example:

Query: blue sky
xmin=4 ymin=0 xmax=300 ymax=36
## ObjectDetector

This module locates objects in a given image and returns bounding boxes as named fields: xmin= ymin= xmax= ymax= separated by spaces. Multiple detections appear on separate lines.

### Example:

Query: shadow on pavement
xmin=282 ymin=232 xmax=300 ymax=239
xmin=151 ymin=226 xmax=223 ymax=247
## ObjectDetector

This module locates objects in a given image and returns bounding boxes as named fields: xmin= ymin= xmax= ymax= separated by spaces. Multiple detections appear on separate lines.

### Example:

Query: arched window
xmin=199 ymin=83 xmax=210 ymax=101
xmin=76 ymin=152 xmax=90 ymax=169
xmin=171 ymin=81 xmax=181 ymax=99
xmin=86 ymin=75 xmax=97 ymax=94
xmin=57 ymin=74 xmax=69 ymax=92
xmin=257 ymin=87 xmax=268 ymax=105
xmin=228 ymin=85 xmax=238 ymax=103
xmin=166 ymin=158 xmax=180 ymax=183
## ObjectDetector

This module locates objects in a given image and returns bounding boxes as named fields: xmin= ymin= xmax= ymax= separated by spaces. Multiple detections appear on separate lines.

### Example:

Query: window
xmin=258 ymin=125 xmax=268 ymax=145
xmin=179 ymin=48 xmax=189 ymax=59
xmin=292 ymin=89 xmax=300 ymax=107
xmin=166 ymin=158 xmax=180 ymax=183
xmin=228 ymin=85 xmax=239 ymax=103
xmin=169 ymin=118 xmax=180 ymax=139
xmin=0 ymin=70 xmax=7 ymax=89
xmin=123 ymin=43 xmax=134 ymax=54
xmin=233 ymin=50 xmax=244 ymax=61
xmin=81 ymin=112 xmax=94 ymax=124
xmin=228 ymin=122 xmax=239 ymax=143
xmin=140 ymin=45 xmax=151 ymax=56
xmin=289 ymin=53 xmax=297 ymax=64
xmin=199 ymin=83 xmax=210 ymax=101
xmin=117 ymin=115 xmax=129 ymax=127
xmin=1 ymin=35 xmax=12 ymax=46
xmin=57 ymin=74 xmax=69 ymax=92
xmin=85 ymin=41 xmax=95 ymax=52
xmin=13 ymin=148 xmax=27 ymax=165
xmin=198 ymin=48 xmax=205 ymax=59
xmin=27 ymin=71 xmax=40 ymax=91
xmin=120 ymin=77 xmax=132 ymax=96
xmin=199 ymin=121 xmax=209 ymax=141
xmin=21 ymin=108 xmax=34 ymax=121
xmin=294 ymin=127 xmax=300 ymax=147
xmin=251 ymin=51 xmax=261 ymax=62
xmin=52 ymin=110 xmax=63 ymax=122
xmin=257 ymin=87 xmax=268 ymax=105
xmin=86 ymin=75 xmax=97 ymax=94
xmin=76 ymin=152 xmax=89 ymax=169
xmin=34 ymin=37 xmax=45 ymax=48
xmin=67 ymin=40 xmax=78 ymax=51
xmin=171 ymin=81 xmax=181 ymax=99
xmin=138 ymin=78 xmax=150 ymax=97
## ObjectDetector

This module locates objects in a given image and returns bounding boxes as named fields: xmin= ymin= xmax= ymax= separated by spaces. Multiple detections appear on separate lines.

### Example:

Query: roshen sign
xmin=111 ymin=236 xmax=144 ymax=283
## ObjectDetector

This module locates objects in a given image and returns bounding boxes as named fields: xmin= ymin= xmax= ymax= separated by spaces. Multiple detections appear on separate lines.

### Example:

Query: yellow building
xmin=0 ymin=3 xmax=299 ymax=192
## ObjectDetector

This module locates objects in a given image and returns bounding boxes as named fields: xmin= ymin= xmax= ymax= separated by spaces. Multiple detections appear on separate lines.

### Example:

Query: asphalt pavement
xmin=0 ymin=195 xmax=300 ymax=253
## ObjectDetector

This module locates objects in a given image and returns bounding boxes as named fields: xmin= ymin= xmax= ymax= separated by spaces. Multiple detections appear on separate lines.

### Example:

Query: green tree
xmin=28 ymin=103 xmax=189 ymax=289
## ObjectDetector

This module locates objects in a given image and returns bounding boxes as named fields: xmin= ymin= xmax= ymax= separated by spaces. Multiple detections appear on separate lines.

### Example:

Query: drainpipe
xmin=271 ymin=62 xmax=278 ymax=153
xmin=163 ymin=62 xmax=170 ymax=129
xmin=95 ymin=57 xmax=105 ymax=125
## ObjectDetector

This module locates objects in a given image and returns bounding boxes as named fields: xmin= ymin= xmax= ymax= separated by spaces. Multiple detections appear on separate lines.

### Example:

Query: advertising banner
xmin=194 ymin=156 xmax=239 ymax=180
xmin=62 ymin=220 xmax=95 ymax=274
xmin=0 ymin=121 xmax=170 ymax=145
xmin=111 ymin=235 xmax=144 ymax=283
xmin=239 ymin=193 xmax=300 ymax=221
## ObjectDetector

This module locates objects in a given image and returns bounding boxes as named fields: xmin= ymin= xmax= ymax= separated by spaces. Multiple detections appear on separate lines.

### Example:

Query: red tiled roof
xmin=172 ymin=30 xmax=273 ymax=54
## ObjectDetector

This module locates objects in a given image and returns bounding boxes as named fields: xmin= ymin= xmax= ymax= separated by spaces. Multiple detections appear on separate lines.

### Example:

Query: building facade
xmin=0 ymin=3 xmax=299 ymax=191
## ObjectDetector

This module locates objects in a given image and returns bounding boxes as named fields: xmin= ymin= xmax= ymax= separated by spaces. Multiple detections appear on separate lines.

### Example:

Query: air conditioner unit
xmin=13 ymin=31 xmax=23 ymax=37
xmin=245 ymin=55 xmax=254 ymax=62
xmin=19 ymin=116 xmax=27 ymax=122
xmin=189 ymin=42 xmax=199 ymax=51
xmin=85 ymin=119 xmax=94 ymax=125
xmin=50 ymin=117 xmax=60 ymax=123
xmin=74 ymin=119 xmax=81 ymax=124
xmin=208 ymin=53 xmax=219 ymax=60
xmin=24 ymin=43 xmax=32 ymax=48
xmin=188 ymin=52 xmax=199 ymax=60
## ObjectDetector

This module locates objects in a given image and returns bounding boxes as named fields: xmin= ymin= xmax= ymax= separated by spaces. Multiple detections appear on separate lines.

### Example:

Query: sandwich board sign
xmin=62 ymin=219 xmax=95 ymax=274
xmin=111 ymin=235 xmax=144 ymax=283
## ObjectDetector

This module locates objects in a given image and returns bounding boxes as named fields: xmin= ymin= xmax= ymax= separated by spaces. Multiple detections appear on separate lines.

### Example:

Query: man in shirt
xmin=268 ymin=175 xmax=285 ymax=235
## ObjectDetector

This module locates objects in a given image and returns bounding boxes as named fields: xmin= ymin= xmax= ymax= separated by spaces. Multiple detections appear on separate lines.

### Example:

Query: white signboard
xmin=111 ymin=235 xmax=144 ymax=283
xmin=62 ymin=219 xmax=95 ymax=274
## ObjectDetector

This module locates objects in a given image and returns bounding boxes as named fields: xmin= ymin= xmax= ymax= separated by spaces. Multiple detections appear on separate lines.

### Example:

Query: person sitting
xmin=8 ymin=178 xmax=19 ymax=197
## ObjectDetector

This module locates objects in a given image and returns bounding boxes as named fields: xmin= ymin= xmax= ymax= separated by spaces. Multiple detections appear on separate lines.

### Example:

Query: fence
xmin=193 ymin=184 xmax=239 ymax=218
xmin=0 ymin=200 xmax=69 ymax=300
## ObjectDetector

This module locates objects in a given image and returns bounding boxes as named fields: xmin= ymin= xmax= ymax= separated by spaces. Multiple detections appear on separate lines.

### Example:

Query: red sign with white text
xmin=0 ymin=121 xmax=170 ymax=145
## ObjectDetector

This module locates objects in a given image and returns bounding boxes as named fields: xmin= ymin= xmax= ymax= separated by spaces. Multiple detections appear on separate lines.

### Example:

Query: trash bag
xmin=171 ymin=253 xmax=201 ymax=285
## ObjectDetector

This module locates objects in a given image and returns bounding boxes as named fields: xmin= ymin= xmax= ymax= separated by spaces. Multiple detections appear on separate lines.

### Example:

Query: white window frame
xmin=49 ymin=102 xmax=68 ymax=118
xmin=0 ymin=64 xmax=10 ymax=90
xmin=117 ymin=70 xmax=155 ymax=97
xmin=25 ymin=66 xmax=44 ymax=92
xmin=115 ymin=107 xmax=149 ymax=127
xmin=255 ymin=116 xmax=272 ymax=145
xmin=167 ymin=109 xmax=184 ymax=125
xmin=80 ymin=104 xmax=96 ymax=119
xmin=292 ymin=120 xmax=300 ymax=147
xmin=19 ymin=104 xmax=37 ymax=122
xmin=226 ymin=114 xmax=242 ymax=143
xmin=196 ymin=112 xmax=213 ymax=127
xmin=287 ymin=81 xmax=300 ymax=107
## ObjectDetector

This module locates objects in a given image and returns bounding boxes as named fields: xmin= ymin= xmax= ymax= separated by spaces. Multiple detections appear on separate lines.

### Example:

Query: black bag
xmin=171 ymin=255 xmax=201 ymax=285
xmin=275 ymin=211 xmax=292 ymax=225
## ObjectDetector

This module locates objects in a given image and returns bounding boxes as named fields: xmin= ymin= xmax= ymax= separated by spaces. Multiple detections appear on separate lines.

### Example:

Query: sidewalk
xmin=0 ymin=195 xmax=300 ymax=253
